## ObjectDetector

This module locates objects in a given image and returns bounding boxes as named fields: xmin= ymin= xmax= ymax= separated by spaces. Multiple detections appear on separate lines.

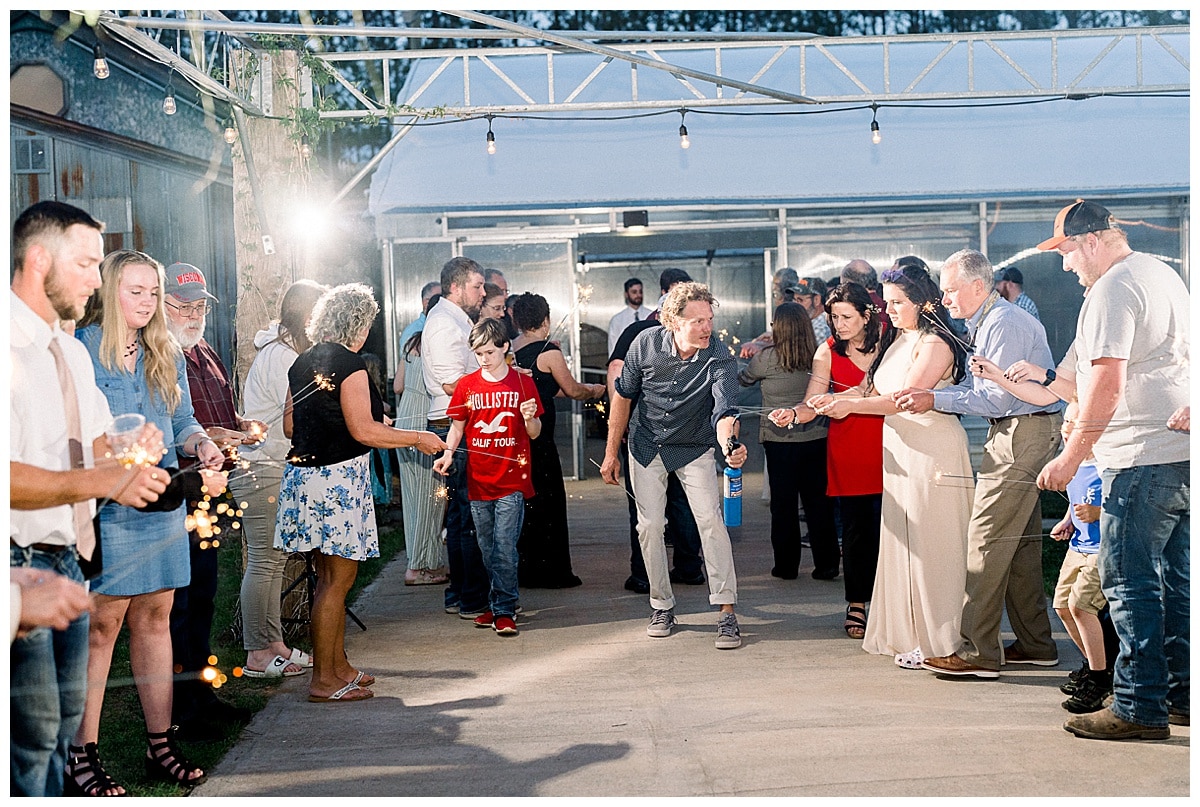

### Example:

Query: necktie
xmin=634 ymin=309 xmax=640 ymax=322
xmin=47 ymin=337 xmax=97 ymax=561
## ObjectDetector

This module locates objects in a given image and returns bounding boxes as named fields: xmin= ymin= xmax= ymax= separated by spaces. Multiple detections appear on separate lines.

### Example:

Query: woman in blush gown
xmin=808 ymin=261 xmax=974 ymax=671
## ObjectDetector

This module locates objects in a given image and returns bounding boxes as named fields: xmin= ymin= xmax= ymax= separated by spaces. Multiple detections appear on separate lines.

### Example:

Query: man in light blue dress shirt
xmin=896 ymin=248 xmax=1063 ymax=679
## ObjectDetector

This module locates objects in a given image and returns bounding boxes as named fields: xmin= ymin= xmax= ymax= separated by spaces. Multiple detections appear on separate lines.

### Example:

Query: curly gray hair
xmin=307 ymin=283 xmax=379 ymax=347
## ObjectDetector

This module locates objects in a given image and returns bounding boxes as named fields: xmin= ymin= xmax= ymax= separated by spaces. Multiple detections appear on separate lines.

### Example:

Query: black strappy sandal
xmin=145 ymin=726 xmax=207 ymax=788
xmin=64 ymin=742 xmax=128 ymax=796
xmin=844 ymin=604 xmax=868 ymax=640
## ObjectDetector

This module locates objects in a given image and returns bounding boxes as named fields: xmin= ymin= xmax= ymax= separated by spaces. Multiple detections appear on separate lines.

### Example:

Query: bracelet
xmin=792 ymin=406 xmax=801 ymax=420
xmin=193 ymin=436 xmax=215 ymax=456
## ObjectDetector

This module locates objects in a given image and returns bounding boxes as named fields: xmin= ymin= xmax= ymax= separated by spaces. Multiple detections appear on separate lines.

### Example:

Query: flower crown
xmin=864 ymin=303 xmax=881 ymax=315
xmin=879 ymin=268 xmax=906 ymax=283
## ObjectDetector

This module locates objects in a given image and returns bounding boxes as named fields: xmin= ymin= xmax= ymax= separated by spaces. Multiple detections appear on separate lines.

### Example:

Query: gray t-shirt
xmin=1074 ymin=251 xmax=1190 ymax=469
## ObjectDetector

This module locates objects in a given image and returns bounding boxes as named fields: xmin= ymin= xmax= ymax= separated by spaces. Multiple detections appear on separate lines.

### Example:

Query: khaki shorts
xmin=1052 ymin=548 xmax=1107 ymax=614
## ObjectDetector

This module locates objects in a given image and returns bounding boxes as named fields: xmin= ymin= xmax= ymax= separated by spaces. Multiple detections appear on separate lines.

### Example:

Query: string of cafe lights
xmin=457 ymin=92 xmax=1187 ymax=154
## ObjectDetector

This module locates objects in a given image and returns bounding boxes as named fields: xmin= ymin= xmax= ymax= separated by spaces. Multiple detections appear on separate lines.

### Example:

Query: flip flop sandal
xmin=288 ymin=648 xmax=313 ymax=668
xmin=352 ymin=671 xmax=376 ymax=687
xmin=308 ymin=681 xmax=374 ymax=703
xmin=844 ymin=605 xmax=867 ymax=640
xmin=243 ymin=655 xmax=306 ymax=678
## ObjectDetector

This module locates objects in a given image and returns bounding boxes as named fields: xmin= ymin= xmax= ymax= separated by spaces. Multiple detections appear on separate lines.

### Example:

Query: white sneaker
xmin=894 ymin=647 xmax=924 ymax=670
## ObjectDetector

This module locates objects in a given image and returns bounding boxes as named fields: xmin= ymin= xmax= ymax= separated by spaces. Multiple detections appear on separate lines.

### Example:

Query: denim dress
xmin=76 ymin=325 xmax=205 ymax=596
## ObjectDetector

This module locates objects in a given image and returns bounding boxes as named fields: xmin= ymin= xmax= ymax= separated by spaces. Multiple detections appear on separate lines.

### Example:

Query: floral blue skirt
xmin=273 ymin=454 xmax=379 ymax=561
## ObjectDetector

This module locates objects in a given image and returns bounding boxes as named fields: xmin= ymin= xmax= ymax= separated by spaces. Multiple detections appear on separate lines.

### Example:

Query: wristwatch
xmin=1041 ymin=368 xmax=1057 ymax=386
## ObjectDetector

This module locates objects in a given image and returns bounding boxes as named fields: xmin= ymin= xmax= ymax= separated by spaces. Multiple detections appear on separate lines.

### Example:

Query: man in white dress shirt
xmin=10 ymin=201 xmax=165 ymax=796
xmin=422 ymin=257 xmax=490 ymax=617
xmin=606 ymin=277 xmax=650 ymax=356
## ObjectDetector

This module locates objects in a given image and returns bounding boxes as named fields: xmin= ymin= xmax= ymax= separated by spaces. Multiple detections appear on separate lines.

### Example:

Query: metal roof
xmin=368 ymin=28 xmax=1189 ymax=217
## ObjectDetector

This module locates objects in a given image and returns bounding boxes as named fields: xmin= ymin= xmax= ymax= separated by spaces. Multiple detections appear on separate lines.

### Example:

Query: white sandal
xmin=243 ymin=655 xmax=306 ymax=678
xmin=288 ymin=647 xmax=313 ymax=668
xmin=894 ymin=648 xmax=925 ymax=670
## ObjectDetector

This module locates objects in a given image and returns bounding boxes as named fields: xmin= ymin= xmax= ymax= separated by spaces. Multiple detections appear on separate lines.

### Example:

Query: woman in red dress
xmin=770 ymin=281 xmax=884 ymax=638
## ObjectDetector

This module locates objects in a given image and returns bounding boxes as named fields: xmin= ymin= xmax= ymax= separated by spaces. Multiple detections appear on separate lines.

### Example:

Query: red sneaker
xmin=472 ymin=611 xmax=495 ymax=628
xmin=493 ymin=615 xmax=518 ymax=636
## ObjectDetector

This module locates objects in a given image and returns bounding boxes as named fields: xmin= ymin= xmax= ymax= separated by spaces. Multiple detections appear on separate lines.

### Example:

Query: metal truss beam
xmin=93 ymin=14 xmax=1189 ymax=120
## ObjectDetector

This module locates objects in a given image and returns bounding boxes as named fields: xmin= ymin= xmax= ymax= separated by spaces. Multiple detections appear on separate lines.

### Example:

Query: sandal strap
xmin=147 ymin=726 xmax=203 ymax=783
xmin=68 ymin=742 xmax=123 ymax=796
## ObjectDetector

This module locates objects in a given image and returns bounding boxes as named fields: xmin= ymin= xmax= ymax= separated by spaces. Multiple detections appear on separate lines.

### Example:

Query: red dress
xmin=825 ymin=337 xmax=884 ymax=496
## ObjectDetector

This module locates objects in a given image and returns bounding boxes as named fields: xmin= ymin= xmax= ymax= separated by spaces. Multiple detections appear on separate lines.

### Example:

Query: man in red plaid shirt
xmin=163 ymin=263 xmax=267 ymax=739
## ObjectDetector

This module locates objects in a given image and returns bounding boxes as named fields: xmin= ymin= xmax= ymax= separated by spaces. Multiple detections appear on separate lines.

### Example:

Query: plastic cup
xmin=106 ymin=413 xmax=147 ymax=467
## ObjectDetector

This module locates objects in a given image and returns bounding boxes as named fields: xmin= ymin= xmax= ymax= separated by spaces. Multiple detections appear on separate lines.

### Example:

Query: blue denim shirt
xmin=75 ymin=324 xmax=205 ymax=468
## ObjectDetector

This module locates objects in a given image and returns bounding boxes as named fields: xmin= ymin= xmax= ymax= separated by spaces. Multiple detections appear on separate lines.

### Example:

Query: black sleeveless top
xmin=514 ymin=340 xmax=560 ymax=442
xmin=287 ymin=342 xmax=383 ymax=466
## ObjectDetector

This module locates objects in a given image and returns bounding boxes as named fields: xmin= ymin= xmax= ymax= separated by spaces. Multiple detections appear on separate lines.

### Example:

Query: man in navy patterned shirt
xmin=600 ymin=282 xmax=748 ymax=650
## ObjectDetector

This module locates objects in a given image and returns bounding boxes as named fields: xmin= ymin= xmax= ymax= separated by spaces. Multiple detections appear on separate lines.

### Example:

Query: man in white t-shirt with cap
xmin=1036 ymin=199 xmax=1190 ymax=741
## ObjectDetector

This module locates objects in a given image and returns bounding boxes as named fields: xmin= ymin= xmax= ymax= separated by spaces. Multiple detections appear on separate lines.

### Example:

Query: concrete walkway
xmin=199 ymin=466 xmax=1189 ymax=797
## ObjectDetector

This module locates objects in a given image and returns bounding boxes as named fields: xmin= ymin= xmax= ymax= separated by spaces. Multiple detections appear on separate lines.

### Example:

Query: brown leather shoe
xmin=920 ymin=653 xmax=999 ymax=679
xmin=1002 ymin=642 xmax=1059 ymax=666
xmin=1063 ymin=706 xmax=1170 ymax=740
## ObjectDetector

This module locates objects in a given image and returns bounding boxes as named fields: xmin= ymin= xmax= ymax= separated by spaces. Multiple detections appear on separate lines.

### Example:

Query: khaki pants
xmin=956 ymin=412 xmax=1063 ymax=668
xmin=629 ymin=449 xmax=738 ymax=611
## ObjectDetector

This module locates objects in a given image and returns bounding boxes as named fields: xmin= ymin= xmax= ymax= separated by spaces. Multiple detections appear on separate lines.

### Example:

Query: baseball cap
xmin=996 ymin=266 xmax=1023 ymax=285
xmin=165 ymin=263 xmax=218 ymax=303
xmin=1036 ymin=200 xmax=1112 ymax=251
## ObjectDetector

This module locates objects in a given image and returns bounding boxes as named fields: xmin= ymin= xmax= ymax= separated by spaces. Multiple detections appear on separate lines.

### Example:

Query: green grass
xmin=93 ymin=513 xmax=405 ymax=796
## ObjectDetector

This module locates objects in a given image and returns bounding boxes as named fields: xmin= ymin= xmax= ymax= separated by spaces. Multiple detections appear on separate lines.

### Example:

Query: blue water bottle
xmin=723 ymin=438 xmax=742 ymax=528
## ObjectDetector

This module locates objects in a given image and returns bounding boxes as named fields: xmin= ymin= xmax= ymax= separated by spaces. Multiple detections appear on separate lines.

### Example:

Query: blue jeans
xmin=1100 ymin=461 xmax=1190 ymax=727
xmin=9 ymin=545 xmax=89 ymax=797
xmin=470 ymin=492 xmax=524 ymax=617
xmin=429 ymin=422 xmax=488 ymax=612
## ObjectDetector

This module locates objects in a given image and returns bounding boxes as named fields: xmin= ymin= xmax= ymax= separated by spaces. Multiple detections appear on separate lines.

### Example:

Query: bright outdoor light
xmin=92 ymin=43 xmax=109 ymax=79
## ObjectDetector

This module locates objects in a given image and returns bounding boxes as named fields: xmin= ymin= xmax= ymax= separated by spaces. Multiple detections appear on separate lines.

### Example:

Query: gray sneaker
xmin=715 ymin=612 xmax=741 ymax=649
xmin=646 ymin=608 xmax=676 ymax=638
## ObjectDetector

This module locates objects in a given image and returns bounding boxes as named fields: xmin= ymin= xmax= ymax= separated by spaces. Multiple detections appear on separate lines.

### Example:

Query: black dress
xmin=513 ymin=340 xmax=582 ymax=588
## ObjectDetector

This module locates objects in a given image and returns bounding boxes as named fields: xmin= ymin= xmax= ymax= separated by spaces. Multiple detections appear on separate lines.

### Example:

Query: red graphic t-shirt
xmin=446 ymin=367 xmax=543 ymax=501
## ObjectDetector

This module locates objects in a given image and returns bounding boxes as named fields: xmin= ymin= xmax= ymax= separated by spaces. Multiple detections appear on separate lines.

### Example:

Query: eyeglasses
xmin=483 ymin=302 xmax=506 ymax=312
xmin=166 ymin=300 xmax=209 ymax=318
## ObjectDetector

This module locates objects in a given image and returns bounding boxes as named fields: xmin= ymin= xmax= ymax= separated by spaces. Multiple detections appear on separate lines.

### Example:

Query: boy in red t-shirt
xmin=434 ymin=318 xmax=542 ymax=635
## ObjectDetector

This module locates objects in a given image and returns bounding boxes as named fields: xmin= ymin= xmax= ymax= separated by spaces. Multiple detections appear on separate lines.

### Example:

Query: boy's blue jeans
xmin=470 ymin=492 xmax=524 ymax=618
xmin=1100 ymin=461 xmax=1190 ymax=728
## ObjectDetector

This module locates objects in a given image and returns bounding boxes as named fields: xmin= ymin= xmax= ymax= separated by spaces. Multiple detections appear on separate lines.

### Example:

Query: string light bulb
xmin=162 ymin=70 xmax=177 ymax=115
xmin=92 ymin=43 xmax=110 ymax=79
xmin=486 ymin=115 xmax=496 ymax=155
xmin=222 ymin=116 xmax=238 ymax=144
xmin=678 ymin=110 xmax=690 ymax=150
xmin=870 ymin=102 xmax=881 ymax=145
xmin=299 ymin=135 xmax=312 ymax=160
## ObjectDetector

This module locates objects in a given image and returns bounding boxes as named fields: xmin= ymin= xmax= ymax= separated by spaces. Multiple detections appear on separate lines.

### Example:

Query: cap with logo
xmin=1036 ymin=200 xmax=1113 ymax=251
xmin=165 ymin=263 xmax=219 ymax=303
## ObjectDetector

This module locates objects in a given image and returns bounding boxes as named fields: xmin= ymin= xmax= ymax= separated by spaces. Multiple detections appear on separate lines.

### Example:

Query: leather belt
xmin=986 ymin=410 xmax=1056 ymax=427
xmin=12 ymin=541 xmax=73 ymax=554
xmin=427 ymin=417 xmax=451 ymax=428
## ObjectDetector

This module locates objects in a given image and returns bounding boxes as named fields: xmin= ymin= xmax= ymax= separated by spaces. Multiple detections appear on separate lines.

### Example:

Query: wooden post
xmin=230 ymin=48 xmax=309 ymax=390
